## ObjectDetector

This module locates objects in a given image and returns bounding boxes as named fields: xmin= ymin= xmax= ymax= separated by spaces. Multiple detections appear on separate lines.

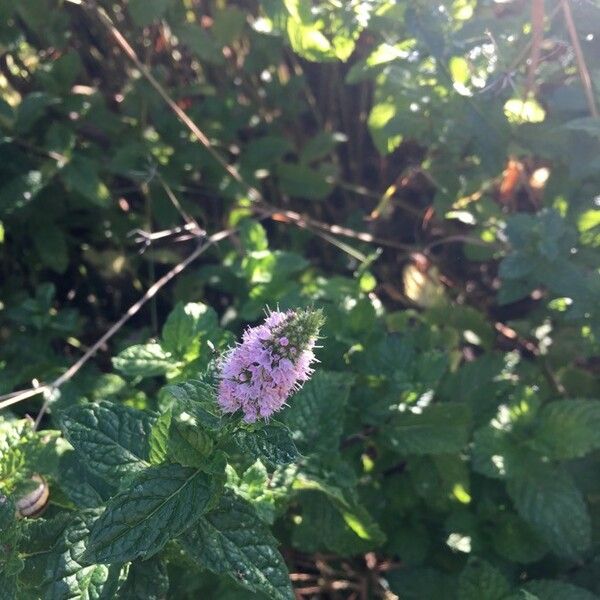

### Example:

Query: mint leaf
xmin=293 ymin=468 xmax=385 ymax=546
xmin=533 ymin=399 xmax=600 ymax=459
xmin=59 ymin=402 xmax=154 ymax=484
xmin=282 ymin=371 xmax=352 ymax=453
xmin=168 ymin=417 xmax=214 ymax=467
xmin=384 ymin=403 xmax=471 ymax=455
xmin=163 ymin=380 xmax=222 ymax=432
xmin=161 ymin=302 xmax=218 ymax=359
xmin=22 ymin=512 xmax=125 ymax=600
xmin=507 ymin=466 xmax=591 ymax=558
xmin=112 ymin=344 xmax=179 ymax=378
xmin=58 ymin=452 xmax=116 ymax=509
xmin=232 ymin=422 xmax=299 ymax=466
xmin=522 ymin=580 xmax=598 ymax=600
xmin=457 ymin=558 xmax=511 ymax=600
xmin=148 ymin=411 xmax=171 ymax=465
xmin=83 ymin=463 xmax=224 ymax=564
xmin=180 ymin=491 xmax=293 ymax=600
xmin=118 ymin=556 xmax=169 ymax=600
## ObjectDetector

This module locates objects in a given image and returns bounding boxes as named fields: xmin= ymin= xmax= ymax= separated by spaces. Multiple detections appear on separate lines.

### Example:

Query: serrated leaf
xmin=533 ymin=399 xmax=600 ymax=459
xmin=112 ymin=344 xmax=179 ymax=378
xmin=563 ymin=117 xmax=600 ymax=138
xmin=161 ymin=302 xmax=218 ymax=358
xmin=386 ymin=567 xmax=456 ymax=600
xmin=180 ymin=490 xmax=293 ymax=600
xmin=232 ymin=423 xmax=299 ymax=467
xmin=0 ymin=495 xmax=22 ymax=589
xmin=23 ymin=512 xmax=125 ymax=600
xmin=58 ymin=452 xmax=116 ymax=509
xmin=521 ymin=580 xmax=598 ymax=600
xmin=168 ymin=418 xmax=214 ymax=468
xmin=33 ymin=224 xmax=68 ymax=274
xmin=507 ymin=466 xmax=591 ymax=558
xmin=83 ymin=463 xmax=224 ymax=564
xmin=292 ymin=491 xmax=375 ymax=556
xmin=0 ymin=573 xmax=17 ymax=600
xmin=163 ymin=380 xmax=222 ymax=432
xmin=117 ymin=557 xmax=169 ymax=600
xmin=59 ymin=402 xmax=155 ymax=484
xmin=228 ymin=461 xmax=277 ymax=524
xmin=276 ymin=163 xmax=333 ymax=200
xmin=471 ymin=425 xmax=538 ymax=480
xmin=457 ymin=558 xmax=510 ymax=600
xmin=384 ymin=403 xmax=471 ymax=455
xmin=282 ymin=371 xmax=352 ymax=453
xmin=148 ymin=411 xmax=171 ymax=465
xmin=492 ymin=513 xmax=547 ymax=564
xmin=293 ymin=469 xmax=385 ymax=546
xmin=128 ymin=0 xmax=169 ymax=27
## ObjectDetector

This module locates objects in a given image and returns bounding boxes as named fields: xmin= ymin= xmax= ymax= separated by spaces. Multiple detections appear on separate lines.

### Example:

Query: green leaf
xmin=58 ymin=452 xmax=116 ymax=509
xmin=83 ymin=463 xmax=224 ymax=564
xmin=227 ymin=461 xmax=277 ymax=524
xmin=300 ymin=132 xmax=343 ymax=164
xmin=457 ymin=558 xmax=511 ymax=600
xmin=33 ymin=224 xmax=68 ymax=274
xmin=59 ymin=402 xmax=155 ymax=484
xmin=118 ymin=557 xmax=169 ymax=600
xmin=61 ymin=157 xmax=110 ymax=206
xmin=180 ymin=491 xmax=293 ymax=600
xmin=386 ymin=567 xmax=455 ymax=600
xmin=23 ymin=513 xmax=125 ymax=600
xmin=232 ymin=423 xmax=299 ymax=467
xmin=563 ymin=117 xmax=600 ymax=138
xmin=492 ymin=512 xmax=547 ymax=565
xmin=168 ymin=417 xmax=214 ymax=468
xmin=212 ymin=7 xmax=246 ymax=46
xmin=128 ymin=0 xmax=169 ymax=27
xmin=471 ymin=425 xmax=536 ymax=480
xmin=161 ymin=302 xmax=218 ymax=358
xmin=239 ymin=219 xmax=269 ymax=252
xmin=286 ymin=19 xmax=333 ymax=62
xmin=521 ymin=580 xmax=598 ymax=600
xmin=0 ymin=494 xmax=22 ymax=593
xmin=384 ymin=403 xmax=471 ymax=455
xmin=282 ymin=371 xmax=352 ymax=453
xmin=112 ymin=344 xmax=179 ymax=378
xmin=532 ymin=399 xmax=600 ymax=459
xmin=276 ymin=163 xmax=333 ymax=200
xmin=507 ymin=466 xmax=591 ymax=558
xmin=148 ymin=411 xmax=171 ymax=465
xmin=163 ymin=380 xmax=222 ymax=432
xmin=293 ymin=468 xmax=385 ymax=546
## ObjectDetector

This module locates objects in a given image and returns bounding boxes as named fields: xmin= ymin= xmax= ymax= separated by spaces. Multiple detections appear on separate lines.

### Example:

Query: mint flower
xmin=217 ymin=308 xmax=324 ymax=422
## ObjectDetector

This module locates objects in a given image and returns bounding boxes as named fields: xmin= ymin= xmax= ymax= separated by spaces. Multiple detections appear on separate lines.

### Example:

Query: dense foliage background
xmin=1 ymin=0 xmax=600 ymax=598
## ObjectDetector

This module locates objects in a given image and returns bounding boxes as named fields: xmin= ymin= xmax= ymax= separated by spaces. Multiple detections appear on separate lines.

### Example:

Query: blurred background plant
xmin=1 ymin=0 xmax=600 ymax=598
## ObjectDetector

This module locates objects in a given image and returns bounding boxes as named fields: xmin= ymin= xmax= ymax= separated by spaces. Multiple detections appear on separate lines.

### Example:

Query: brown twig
xmin=526 ymin=0 xmax=545 ymax=97
xmin=561 ymin=0 xmax=599 ymax=118
xmin=0 ymin=228 xmax=236 ymax=419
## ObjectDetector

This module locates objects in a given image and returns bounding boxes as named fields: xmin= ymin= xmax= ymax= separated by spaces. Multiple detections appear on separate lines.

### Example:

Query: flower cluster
xmin=217 ymin=308 xmax=323 ymax=422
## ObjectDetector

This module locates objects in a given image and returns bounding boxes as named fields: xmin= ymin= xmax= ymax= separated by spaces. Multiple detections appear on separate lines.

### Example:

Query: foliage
xmin=1 ymin=0 xmax=600 ymax=598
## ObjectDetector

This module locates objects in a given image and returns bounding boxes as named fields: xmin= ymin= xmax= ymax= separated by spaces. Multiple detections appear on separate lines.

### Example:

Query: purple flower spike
xmin=217 ymin=308 xmax=324 ymax=422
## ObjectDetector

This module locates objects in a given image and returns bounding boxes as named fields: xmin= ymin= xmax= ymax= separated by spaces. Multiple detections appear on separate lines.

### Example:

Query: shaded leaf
xmin=180 ymin=491 xmax=293 ymax=600
xmin=59 ymin=402 xmax=155 ymax=484
xmin=384 ymin=403 xmax=471 ymax=456
xmin=83 ymin=463 xmax=224 ymax=564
